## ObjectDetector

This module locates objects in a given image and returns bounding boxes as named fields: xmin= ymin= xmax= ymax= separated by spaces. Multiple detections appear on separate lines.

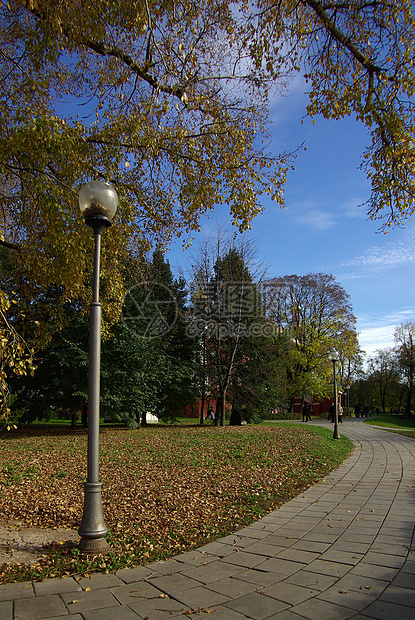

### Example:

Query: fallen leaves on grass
xmin=0 ymin=424 xmax=352 ymax=583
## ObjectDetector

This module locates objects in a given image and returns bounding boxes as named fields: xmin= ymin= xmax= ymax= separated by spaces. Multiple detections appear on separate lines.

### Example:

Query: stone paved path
xmin=0 ymin=419 xmax=414 ymax=619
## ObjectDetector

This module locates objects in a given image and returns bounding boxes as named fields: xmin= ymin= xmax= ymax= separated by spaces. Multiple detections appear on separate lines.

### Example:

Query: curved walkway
xmin=1 ymin=419 xmax=414 ymax=620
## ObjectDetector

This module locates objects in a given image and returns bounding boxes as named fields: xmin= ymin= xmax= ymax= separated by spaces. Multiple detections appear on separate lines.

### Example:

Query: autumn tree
xmin=10 ymin=312 xmax=89 ymax=427
xmin=187 ymin=234 xmax=280 ymax=425
xmin=0 ymin=289 xmax=36 ymax=429
xmin=245 ymin=0 xmax=415 ymax=230
xmin=112 ymin=248 xmax=197 ymax=426
xmin=0 ymin=0 xmax=291 ymax=319
xmin=266 ymin=273 xmax=358 ymax=410
xmin=2 ymin=1 xmax=414 ymax=414
xmin=367 ymin=348 xmax=400 ymax=414
xmin=394 ymin=322 xmax=415 ymax=418
xmin=2 ymin=0 xmax=414 ymax=312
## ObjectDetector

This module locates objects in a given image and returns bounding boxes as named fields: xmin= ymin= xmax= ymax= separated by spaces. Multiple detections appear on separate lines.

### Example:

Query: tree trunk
xmin=404 ymin=381 xmax=413 ymax=418
xmin=220 ymin=392 xmax=226 ymax=426
xmin=229 ymin=406 xmax=242 ymax=425
xmin=71 ymin=411 xmax=78 ymax=429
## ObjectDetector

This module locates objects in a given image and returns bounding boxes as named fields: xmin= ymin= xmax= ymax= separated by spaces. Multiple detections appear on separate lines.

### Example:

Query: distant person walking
xmin=206 ymin=405 xmax=215 ymax=421
xmin=303 ymin=402 xmax=311 ymax=422
xmin=329 ymin=402 xmax=335 ymax=423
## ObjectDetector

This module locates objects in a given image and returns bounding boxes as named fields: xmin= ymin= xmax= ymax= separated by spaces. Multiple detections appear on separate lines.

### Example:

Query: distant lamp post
xmin=328 ymin=348 xmax=340 ymax=440
xmin=78 ymin=180 xmax=118 ymax=554
xmin=346 ymin=383 xmax=350 ymax=417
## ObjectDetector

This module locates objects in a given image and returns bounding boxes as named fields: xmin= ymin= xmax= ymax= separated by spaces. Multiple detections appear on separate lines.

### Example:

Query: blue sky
xmin=166 ymin=81 xmax=415 ymax=360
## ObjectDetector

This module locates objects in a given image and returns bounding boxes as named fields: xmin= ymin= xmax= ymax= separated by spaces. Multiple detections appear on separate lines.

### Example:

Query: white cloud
xmin=336 ymin=227 xmax=415 ymax=280
xmin=357 ymin=309 xmax=415 ymax=358
xmin=290 ymin=203 xmax=337 ymax=231
xmin=358 ymin=325 xmax=396 ymax=358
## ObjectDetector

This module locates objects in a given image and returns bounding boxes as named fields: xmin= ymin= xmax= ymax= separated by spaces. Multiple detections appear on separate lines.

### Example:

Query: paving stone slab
xmin=305 ymin=559 xmax=351 ymax=578
xmin=60 ymin=588 xmax=120 ymax=613
xmin=170 ymin=550 xmax=217 ymax=565
xmin=144 ymin=558 xmax=194 ymax=575
xmin=129 ymin=596 xmax=192 ymax=619
xmin=378 ymin=584 xmax=415 ymax=606
xmin=401 ymin=560 xmax=415 ymax=574
xmin=318 ymin=549 xmax=363 ymax=565
xmin=14 ymin=594 xmax=68 ymax=620
xmin=116 ymin=565 xmax=153 ymax=583
xmin=236 ymin=569 xmax=286 ymax=586
xmin=275 ymin=548 xmax=320 ymax=564
xmin=33 ymin=577 xmax=82 ymax=596
xmin=237 ymin=526 xmax=277 ymax=539
xmin=0 ymin=600 xmax=12 ymax=620
xmin=221 ymin=551 xmax=267 ymax=569
xmin=181 ymin=605 xmax=250 ymax=619
xmin=146 ymin=572 xmax=201 ymax=595
xmin=350 ymin=563 xmax=400 ymax=582
xmin=330 ymin=540 xmax=371 ymax=555
xmin=0 ymin=581 xmax=34 ymax=602
xmin=43 ymin=616 xmax=84 ymax=620
xmin=173 ymin=584 xmax=231 ymax=608
xmin=82 ymin=607 xmax=140 ymax=620
xmin=244 ymin=542 xmax=286 ymax=557
xmin=231 ymin=536 xmax=265 ymax=550
xmin=363 ymin=551 xmax=406 ymax=569
xmin=206 ymin=575 xmax=259 ymax=598
xmin=301 ymin=532 xmax=341 ymax=544
xmin=335 ymin=574 xmax=389 ymax=597
xmin=370 ymin=542 xmax=409 ymax=556
xmin=180 ymin=560 xmax=242 ymax=584
xmin=316 ymin=585 xmax=377 ymax=611
xmin=261 ymin=581 xmax=320 ymax=605
xmin=284 ymin=570 xmax=338 ymax=591
xmin=269 ymin=611 xmax=316 ymax=620
xmin=110 ymin=580 xmax=164 ymax=604
xmin=75 ymin=572 xmax=124 ymax=589
xmin=197 ymin=541 xmax=240 ymax=556
xmin=259 ymin=535 xmax=297 ymax=548
xmin=255 ymin=558 xmax=306 ymax=576
xmin=223 ymin=590 xmax=289 ymax=619
xmin=290 ymin=539 xmax=331 ymax=554
xmin=359 ymin=599 xmax=414 ymax=620
xmin=391 ymin=571 xmax=415 ymax=589
xmin=288 ymin=596 xmax=355 ymax=620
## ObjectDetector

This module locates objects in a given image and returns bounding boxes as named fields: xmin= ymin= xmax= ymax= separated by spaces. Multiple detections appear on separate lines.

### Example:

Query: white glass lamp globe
xmin=79 ymin=180 xmax=118 ymax=224
xmin=328 ymin=348 xmax=340 ymax=363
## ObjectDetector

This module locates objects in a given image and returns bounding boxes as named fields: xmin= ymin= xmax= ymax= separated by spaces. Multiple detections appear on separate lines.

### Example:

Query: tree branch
xmin=0 ymin=238 xmax=21 ymax=253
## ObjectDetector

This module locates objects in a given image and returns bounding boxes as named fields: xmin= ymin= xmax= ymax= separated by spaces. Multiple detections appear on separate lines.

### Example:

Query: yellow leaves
xmin=0 ymin=288 xmax=36 ymax=429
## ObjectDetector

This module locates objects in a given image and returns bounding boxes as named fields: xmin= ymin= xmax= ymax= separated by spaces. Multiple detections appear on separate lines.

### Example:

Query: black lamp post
xmin=328 ymin=348 xmax=340 ymax=440
xmin=78 ymin=180 xmax=118 ymax=554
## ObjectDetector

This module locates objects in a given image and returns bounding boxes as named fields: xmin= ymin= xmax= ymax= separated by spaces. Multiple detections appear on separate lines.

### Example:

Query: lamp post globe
xmin=328 ymin=348 xmax=340 ymax=440
xmin=79 ymin=180 xmax=118 ymax=230
xmin=78 ymin=180 xmax=117 ymax=554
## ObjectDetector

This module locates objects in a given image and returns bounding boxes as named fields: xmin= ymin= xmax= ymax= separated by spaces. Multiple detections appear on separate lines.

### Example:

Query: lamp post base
xmin=78 ymin=481 xmax=110 ymax=555
xmin=78 ymin=536 xmax=110 ymax=555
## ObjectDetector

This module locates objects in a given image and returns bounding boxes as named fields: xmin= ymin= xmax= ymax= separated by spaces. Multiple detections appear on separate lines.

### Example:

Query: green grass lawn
xmin=0 ymin=423 xmax=353 ymax=584
xmin=363 ymin=413 xmax=415 ymax=438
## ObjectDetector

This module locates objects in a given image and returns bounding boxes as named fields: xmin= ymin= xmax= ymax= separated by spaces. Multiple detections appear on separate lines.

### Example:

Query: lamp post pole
xmin=78 ymin=180 xmax=117 ymax=554
xmin=328 ymin=348 xmax=340 ymax=440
